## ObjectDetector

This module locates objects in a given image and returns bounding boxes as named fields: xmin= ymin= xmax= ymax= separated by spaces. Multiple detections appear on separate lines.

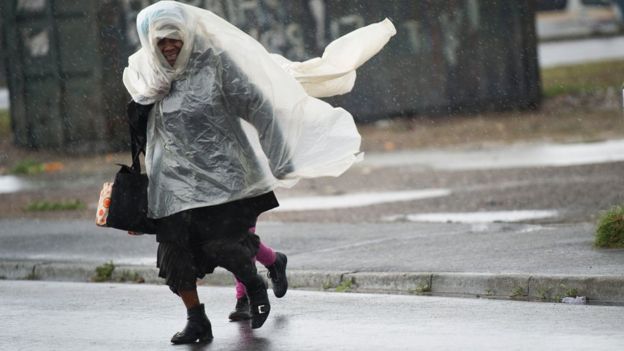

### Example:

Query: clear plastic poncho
xmin=122 ymin=1 xmax=395 ymax=218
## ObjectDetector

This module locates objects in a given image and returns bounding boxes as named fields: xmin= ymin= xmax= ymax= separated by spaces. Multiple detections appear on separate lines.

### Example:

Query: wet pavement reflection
xmin=2 ymin=281 xmax=623 ymax=350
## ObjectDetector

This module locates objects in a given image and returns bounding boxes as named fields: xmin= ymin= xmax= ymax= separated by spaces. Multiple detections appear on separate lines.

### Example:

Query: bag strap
xmin=129 ymin=124 xmax=142 ymax=173
xmin=126 ymin=101 xmax=153 ymax=174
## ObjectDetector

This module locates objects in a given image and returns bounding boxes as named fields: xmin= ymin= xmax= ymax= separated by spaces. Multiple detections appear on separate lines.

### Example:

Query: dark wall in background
xmin=0 ymin=16 xmax=5 ymax=86
xmin=1 ymin=0 xmax=127 ymax=151
xmin=2 ymin=0 xmax=540 ymax=152
xmin=121 ymin=0 xmax=541 ymax=120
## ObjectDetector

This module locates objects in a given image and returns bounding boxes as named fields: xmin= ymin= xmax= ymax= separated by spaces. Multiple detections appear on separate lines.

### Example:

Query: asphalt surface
xmin=3 ymin=280 xmax=624 ymax=351
xmin=1 ymin=219 xmax=623 ymax=276
xmin=1 ymin=217 xmax=623 ymax=304
xmin=1 ymin=140 xmax=623 ymax=306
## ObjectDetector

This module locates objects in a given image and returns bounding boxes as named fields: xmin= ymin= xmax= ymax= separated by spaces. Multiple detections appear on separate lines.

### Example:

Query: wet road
xmin=2 ymin=219 xmax=624 ymax=275
xmin=2 ymin=280 xmax=623 ymax=351
xmin=2 ymin=140 xmax=624 ymax=225
xmin=269 ymin=153 xmax=624 ymax=225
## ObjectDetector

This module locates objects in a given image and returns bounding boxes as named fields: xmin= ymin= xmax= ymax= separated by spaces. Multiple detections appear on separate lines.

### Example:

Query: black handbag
xmin=96 ymin=119 xmax=157 ymax=234
xmin=107 ymin=168 xmax=157 ymax=234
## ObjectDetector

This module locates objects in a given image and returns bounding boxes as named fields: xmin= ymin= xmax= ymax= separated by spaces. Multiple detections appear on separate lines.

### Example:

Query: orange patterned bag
xmin=95 ymin=182 xmax=113 ymax=227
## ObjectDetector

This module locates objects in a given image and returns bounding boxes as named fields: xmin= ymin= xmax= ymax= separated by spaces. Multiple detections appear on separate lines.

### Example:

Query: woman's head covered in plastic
xmin=136 ymin=1 xmax=196 ymax=71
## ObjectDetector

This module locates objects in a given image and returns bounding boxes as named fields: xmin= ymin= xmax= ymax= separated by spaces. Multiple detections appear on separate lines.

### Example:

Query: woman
xmin=123 ymin=1 xmax=394 ymax=345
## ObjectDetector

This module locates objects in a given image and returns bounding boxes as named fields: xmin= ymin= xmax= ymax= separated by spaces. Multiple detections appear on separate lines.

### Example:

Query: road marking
xmin=363 ymin=140 xmax=624 ymax=170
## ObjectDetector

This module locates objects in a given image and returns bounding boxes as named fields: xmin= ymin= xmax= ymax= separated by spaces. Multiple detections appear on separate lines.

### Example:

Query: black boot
xmin=228 ymin=296 xmax=252 ymax=321
xmin=267 ymin=252 xmax=288 ymax=298
xmin=170 ymin=304 xmax=213 ymax=344
xmin=247 ymin=279 xmax=271 ymax=329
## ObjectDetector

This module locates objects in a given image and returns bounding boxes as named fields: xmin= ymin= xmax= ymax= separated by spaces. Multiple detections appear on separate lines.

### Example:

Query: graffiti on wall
xmin=5 ymin=0 xmax=536 ymax=123
xmin=120 ymin=0 xmax=482 ymax=73
xmin=121 ymin=0 xmax=328 ymax=60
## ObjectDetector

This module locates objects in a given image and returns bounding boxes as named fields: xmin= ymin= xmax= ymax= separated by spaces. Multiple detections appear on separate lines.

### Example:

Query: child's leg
xmin=233 ymin=225 xmax=286 ymax=302
xmin=249 ymin=226 xmax=277 ymax=266
xmin=234 ymin=257 xmax=255 ymax=299
xmin=224 ymin=255 xmax=270 ymax=329
xmin=255 ymin=242 xmax=277 ymax=266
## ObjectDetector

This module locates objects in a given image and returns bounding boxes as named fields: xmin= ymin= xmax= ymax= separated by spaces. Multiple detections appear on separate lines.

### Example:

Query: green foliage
xmin=595 ymin=206 xmax=624 ymax=248
xmin=409 ymin=282 xmax=432 ymax=295
xmin=541 ymin=60 xmax=624 ymax=98
xmin=335 ymin=278 xmax=355 ymax=293
xmin=10 ymin=159 xmax=45 ymax=175
xmin=25 ymin=199 xmax=85 ymax=212
xmin=511 ymin=286 xmax=526 ymax=298
xmin=322 ymin=281 xmax=335 ymax=290
xmin=117 ymin=270 xmax=145 ymax=283
xmin=91 ymin=261 xmax=145 ymax=283
xmin=92 ymin=261 xmax=115 ymax=282
xmin=537 ymin=287 xmax=551 ymax=301
xmin=553 ymin=285 xmax=580 ymax=302
xmin=537 ymin=284 xmax=580 ymax=302
xmin=24 ymin=267 xmax=39 ymax=281
xmin=25 ymin=271 xmax=39 ymax=280
xmin=564 ymin=287 xmax=579 ymax=298
xmin=0 ymin=109 xmax=9 ymax=138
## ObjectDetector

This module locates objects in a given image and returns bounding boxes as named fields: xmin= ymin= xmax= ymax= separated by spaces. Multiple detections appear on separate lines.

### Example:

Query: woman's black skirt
xmin=155 ymin=192 xmax=278 ymax=294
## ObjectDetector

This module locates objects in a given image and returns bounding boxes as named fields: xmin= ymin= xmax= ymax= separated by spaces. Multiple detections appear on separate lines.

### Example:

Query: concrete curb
xmin=1 ymin=260 xmax=622 ymax=305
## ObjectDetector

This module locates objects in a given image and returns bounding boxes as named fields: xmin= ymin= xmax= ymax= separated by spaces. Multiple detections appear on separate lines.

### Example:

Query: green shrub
xmin=595 ymin=206 xmax=624 ymax=248
xmin=25 ymin=199 xmax=85 ymax=212
xmin=335 ymin=277 xmax=355 ymax=292
xmin=10 ymin=159 xmax=45 ymax=175
xmin=92 ymin=261 xmax=115 ymax=282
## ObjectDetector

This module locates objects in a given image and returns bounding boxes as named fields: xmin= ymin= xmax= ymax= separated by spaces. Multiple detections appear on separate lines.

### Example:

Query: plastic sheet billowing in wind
xmin=122 ymin=1 xmax=394 ymax=218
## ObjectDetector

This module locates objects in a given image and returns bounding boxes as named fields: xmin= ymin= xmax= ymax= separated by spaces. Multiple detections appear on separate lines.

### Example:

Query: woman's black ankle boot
xmin=246 ymin=278 xmax=271 ymax=329
xmin=171 ymin=304 xmax=214 ymax=344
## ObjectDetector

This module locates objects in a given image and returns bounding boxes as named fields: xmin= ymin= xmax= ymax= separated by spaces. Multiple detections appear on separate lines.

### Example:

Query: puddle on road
xmin=384 ymin=210 xmax=559 ymax=224
xmin=273 ymin=189 xmax=451 ymax=212
xmin=0 ymin=175 xmax=32 ymax=194
xmin=363 ymin=140 xmax=624 ymax=171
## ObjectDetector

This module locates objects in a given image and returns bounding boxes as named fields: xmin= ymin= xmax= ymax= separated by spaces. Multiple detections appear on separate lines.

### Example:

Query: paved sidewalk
xmin=1 ymin=219 xmax=623 ymax=305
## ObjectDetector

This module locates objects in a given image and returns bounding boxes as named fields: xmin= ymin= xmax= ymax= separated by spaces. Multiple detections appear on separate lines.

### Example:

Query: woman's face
xmin=157 ymin=38 xmax=184 ymax=66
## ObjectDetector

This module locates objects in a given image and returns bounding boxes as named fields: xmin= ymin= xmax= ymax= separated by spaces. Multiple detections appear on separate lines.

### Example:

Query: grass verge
xmin=92 ymin=261 xmax=115 ymax=282
xmin=10 ymin=159 xmax=45 ymax=175
xmin=91 ymin=261 xmax=145 ymax=283
xmin=0 ymin=109 xmax=9 ymax=138
xmin=595 ymin=206 xmax=624 ymax=248
xmin=541 ymin=59 xmax=624 ymax=98
xmin=25 ymin=199 xmax=85 ymax=212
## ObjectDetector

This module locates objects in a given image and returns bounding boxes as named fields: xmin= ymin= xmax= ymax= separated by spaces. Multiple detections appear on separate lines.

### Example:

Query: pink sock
xmin=235 ymin=255 xmax=255 ymax=299
xmin=256 ymin=242 xmax=276 ymax=266
xmin=235 ymin=278 xmax=247 ymax=299
xmin=249 ymin=226 xmax=277 ymax=267
xmin=234 ymin=226 xmax=277 ymax=299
